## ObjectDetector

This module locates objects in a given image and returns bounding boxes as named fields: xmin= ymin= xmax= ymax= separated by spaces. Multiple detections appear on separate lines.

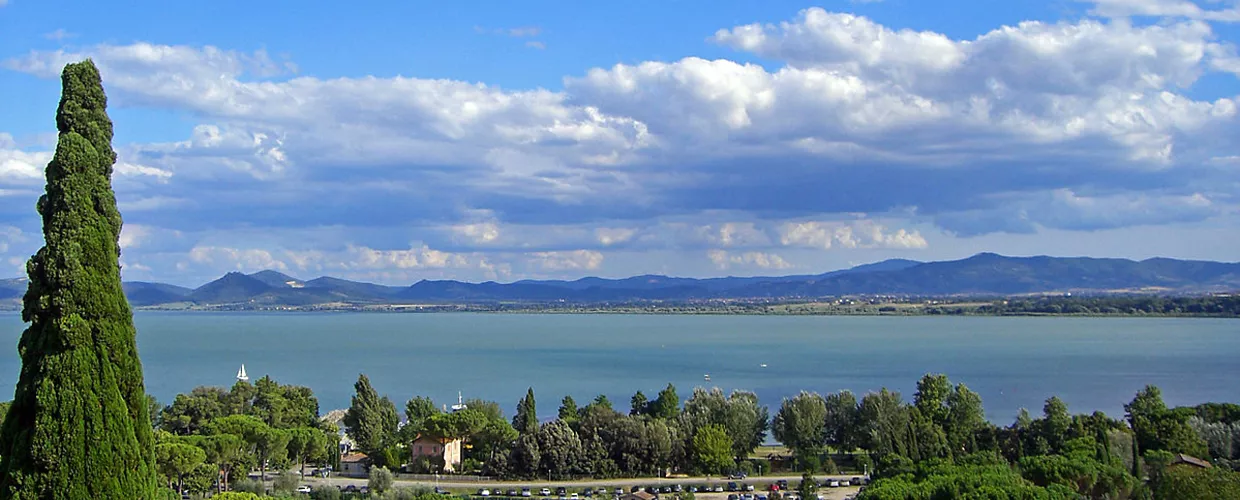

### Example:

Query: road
xmin=285 ymin=473 xmax=866 ymax=496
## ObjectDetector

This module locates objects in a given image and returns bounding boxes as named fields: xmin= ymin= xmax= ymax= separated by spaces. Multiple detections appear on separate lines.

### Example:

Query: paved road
xmin=290 ymin=473 xmax=866 ymax=490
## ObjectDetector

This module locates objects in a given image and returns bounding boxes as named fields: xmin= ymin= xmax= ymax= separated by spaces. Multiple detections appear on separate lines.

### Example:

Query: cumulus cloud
xmin=528 ymin=250 xmax=604 ymax=271
xmin=707 ymin=250 xmax=793 ymax=270
xmin=4 ymin=5 xmax=1240 ymax=281
xmin=188 ymin=246 xmax=289 ymax=272
xmin=778 ymin=220 xmax=928 ymax=249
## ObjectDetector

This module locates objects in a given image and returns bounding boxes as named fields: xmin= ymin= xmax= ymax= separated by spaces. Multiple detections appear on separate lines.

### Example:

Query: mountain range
xmin=1 ymin=253 xmax=1237 ymax=309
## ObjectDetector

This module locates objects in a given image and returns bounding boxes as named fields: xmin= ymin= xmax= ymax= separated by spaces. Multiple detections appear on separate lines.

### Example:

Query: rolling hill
xmin=1 ymin=254 xmax=1236 ymax=309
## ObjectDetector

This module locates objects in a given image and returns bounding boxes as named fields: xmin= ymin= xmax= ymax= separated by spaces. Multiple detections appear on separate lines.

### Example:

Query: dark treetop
xmin=0 ymin=60 xmax=159 ymax=499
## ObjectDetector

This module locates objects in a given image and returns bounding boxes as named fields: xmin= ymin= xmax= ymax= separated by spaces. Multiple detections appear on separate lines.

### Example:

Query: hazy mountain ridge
xmin=1 ymin=254 xmax=1236 ymax=309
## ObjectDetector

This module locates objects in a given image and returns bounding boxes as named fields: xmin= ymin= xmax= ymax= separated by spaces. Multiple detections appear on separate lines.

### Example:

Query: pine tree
xmin=342 ymin=374 xmax=398 ymax=456
xmin=0 ymin=60 xmax=160 ymax=499
xmin=514 ymin=388 xmax=538 ymax=435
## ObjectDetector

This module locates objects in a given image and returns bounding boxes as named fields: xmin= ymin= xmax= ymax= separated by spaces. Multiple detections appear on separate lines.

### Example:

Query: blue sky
xmin=2 ymin=0 xmax=1239 ymax=286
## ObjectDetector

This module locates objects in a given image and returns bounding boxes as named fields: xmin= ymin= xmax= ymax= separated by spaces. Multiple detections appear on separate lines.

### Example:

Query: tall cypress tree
xmin=342 ymin=374 xmax=398 ymax=456
xmin=0 ymin=60 xmax=159 ymax=498
xmin=514 ymin=388 xmax=537 ymax=435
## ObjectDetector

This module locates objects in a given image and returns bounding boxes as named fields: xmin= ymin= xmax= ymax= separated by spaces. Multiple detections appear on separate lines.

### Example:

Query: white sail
xmin=237 ymin=364 xmax=249 ymax=381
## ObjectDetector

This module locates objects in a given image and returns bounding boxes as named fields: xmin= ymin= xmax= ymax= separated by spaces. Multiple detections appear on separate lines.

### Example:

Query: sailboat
xmin=236 ymin=364 xmax=249 ymax=382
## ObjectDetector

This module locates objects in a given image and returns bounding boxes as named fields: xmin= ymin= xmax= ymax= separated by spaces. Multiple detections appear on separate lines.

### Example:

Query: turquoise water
xmin=0 ymin=312 xmax=1235 ymax=424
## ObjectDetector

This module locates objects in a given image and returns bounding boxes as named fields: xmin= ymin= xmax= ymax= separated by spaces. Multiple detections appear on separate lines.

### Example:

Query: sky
xmin=1 ymin=0 xmax=1239 ymax=287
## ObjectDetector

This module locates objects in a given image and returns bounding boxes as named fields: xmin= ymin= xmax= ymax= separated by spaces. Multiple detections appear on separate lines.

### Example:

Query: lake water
xmin=0 ymin=312 xmax=1235 ymax=425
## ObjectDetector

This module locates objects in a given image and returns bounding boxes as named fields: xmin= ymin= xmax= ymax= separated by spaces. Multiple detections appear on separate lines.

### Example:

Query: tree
xmin=631 ymin=391 xmax=649 ymax=416
xmin=537 ymin=420 xmax=584 ymax=479
xmin=945 ymin=384 xmax=985 ymax=455
xmin=515 ymin=388 xmax=538 ymax=435
xmin=824 ymin=391 xmax=861 ymax=452
xmin=368 ymin=466 xmax=395 ymax=495
xmin=155 ymin=442 xmax=206 ymax=494
xmin=0 ymin=59 xmax=161 ymax=499
xmin=559 ymin=396 xmax=580 ymax=426
xmin=773 ymin=392 xmax=827 ymax=466
xmin=343 ymin=374 xmax=399 ymax=456
xmin=651 ymin=384 xmax=680 ymax=420
xmin=692 ymin=424 xmax=734 ymax=476
xmin=1041 ymin=397 xmax=1072 ymax=454
xmin=798 ymin=471 xmax=819 ymax=500
xmin=192 ymin=433 xmax=248 ymax=493
xmin=287 ymin=427 xmax=329 ymax=479
xmin=914 ymin=374 xmax=952 ymax=426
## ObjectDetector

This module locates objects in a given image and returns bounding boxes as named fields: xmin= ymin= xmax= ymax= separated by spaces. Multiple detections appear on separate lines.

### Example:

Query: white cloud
xmin=778 ymin=220 xmax=928 ymax=249
xmin=453 ymin=221 xmax=501 ymax=244
xmin=0 ymin=148 xmax=47 ymax=184
xmin=696 ymin=222 xmax=770 ymax=247
xmin=525 ymin=41 xmax=547 ymax=50
xmin=119 ymin=224 xmax=150 ymax=249
xmin=1083 ymin=0 xmax=1240 ymax=21
xmin=594 ymin=227 xmax=637 ymax=246
xmin=43 ymin=29 xmax=75 ymax=41
xmin=707 ymin=250 xmax=793 ymax=270
xmin=346 ymin=244 xmax=472 ymax=270
xmin=528 ymin=250 xmax=604 ymax=271
xmin=188 ymin=246 xmax=288 ymax=271
xmin=0 ymin=225 xmax=24 ymax=254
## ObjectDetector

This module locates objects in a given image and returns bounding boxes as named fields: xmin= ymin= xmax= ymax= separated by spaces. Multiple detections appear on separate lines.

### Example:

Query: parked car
xmin=596 ymin=488 xmax=608 ymax=495
xmin=728 ymin=495 xmax=740 ymax=500
xmin=615 ymin=488 xmax=625 ymax=495
xmin=757 ymin=496 xmax=768 ymax=500
xmin=767 ymin=484 xmax=780 ymax=492
xmin=660 ymin=486 xmax=672 ymax=494
xmin=688 ymin=486 xmax=698 ymax=493
xmin=296 ymin=485 xmax=312 ymax=493
xmin=850 ymin=477 xmax=863 ymax=486
xmin=713 ymin=486 xmax=724 ymax=493
xmin=522 ymin=489 xmax=533 ymax=497
xmin=541 ymin=489 xmax=552 ymax=496
xmin=557 ymin=487 xmax=568 ymax=496
xmin=570 ymin=494 xmax=579 ymax=500
xmin=730 ymin=472 xmax=748 ymax=480
xmin=727 ymin=482 xmax=739 ymax=492
xmin=777 ymin=480 xmax=789 ymax=489
xmin=479 ymin=489 xmax=492 ymax=497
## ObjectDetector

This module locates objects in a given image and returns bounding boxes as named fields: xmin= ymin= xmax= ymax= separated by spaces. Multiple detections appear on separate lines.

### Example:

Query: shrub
xmin=273 ymin=471 xmax=300 ymax=492
xmin=310 ymin=486 xmax=342 ymax=500
xmin=232 ymin=477 xmax=265 ymax=494
xmin=214 ymin=493 xmax=263 ymax=500
xmin=370 ymin=466 xmax=396 ymax=494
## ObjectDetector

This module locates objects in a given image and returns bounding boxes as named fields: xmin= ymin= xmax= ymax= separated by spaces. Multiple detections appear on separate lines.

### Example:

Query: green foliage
xmin=773 ymin=391 xmax=827 ymax=465
xmin=798 ymin=472 xmax=818 ymax=500
xmin=1127 ymin=385 xmax=1209 ymax=459
xmin=272 ymin=472 xmax=299 ymax=493
xmin=369 ymin=466 xmax=395 ymax=494
xmin=231 ymin=478 xmax=264 ymax=494
xmin=1154 ymin=466 xmax=1240 ymax=500
xmin=651 ymin=383 xmax=680 ymax=420
xmin=212 ymin=493 xmax=262 ymax=500
xmin=0 ymin=59 xmax=162 ymax=499
xmin=824 ymin=390 xmax=862 ymax=452
xmin=859 ymin=462 xmax=1077 ymax=499
xmin=0 ymin=61 xmax=160 ymax=499
xmin=514 ymin=388 xmax=538 ymax=435
xmin=537 ymin=420 xmax=584 ymax=478
xmin=155 ymin=442 xmax=206 ymax=493
xmin=692 ymin=424 xmax=734 ymax=475
xmin=343 ymin=374 xmax=399 ymax=456
xmin=681 ymin=388 xmax=769 ymax=459
xmin=630 ymin=391 xmax=648 ymax=416
xmin=310 ymin=485 xmax=342 ymax=500
xmin=559 ymin=396 xmax=579 ymax=426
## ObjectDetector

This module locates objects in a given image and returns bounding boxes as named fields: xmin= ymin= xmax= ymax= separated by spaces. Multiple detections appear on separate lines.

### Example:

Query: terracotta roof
xmin=341 ymin=452 xmax=369 ymax=463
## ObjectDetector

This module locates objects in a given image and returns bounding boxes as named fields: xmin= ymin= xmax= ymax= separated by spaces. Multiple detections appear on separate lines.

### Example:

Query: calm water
xmin=0 ymin=312 xmax=1235 ymax=424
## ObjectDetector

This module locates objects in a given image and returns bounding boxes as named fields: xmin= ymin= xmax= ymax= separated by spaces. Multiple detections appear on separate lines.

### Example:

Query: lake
xmin=0 ymin=312 xmax=1235 ymax=425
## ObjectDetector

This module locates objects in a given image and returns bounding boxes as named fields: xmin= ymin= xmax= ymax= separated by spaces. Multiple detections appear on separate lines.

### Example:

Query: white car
xmin=296 ymin=485 xmax=312 ymax=493
xmin=480 ymin=490 xmax=492 ymax=497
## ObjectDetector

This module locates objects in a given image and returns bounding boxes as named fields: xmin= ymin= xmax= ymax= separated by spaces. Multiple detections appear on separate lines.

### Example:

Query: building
xmin=410 ymin=435 xmax=463 ymax=472
xmin=1169 ymin=453 xmax=1213 ymax=469
xmin=340 ymin=452 xmax=369 ymax=477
